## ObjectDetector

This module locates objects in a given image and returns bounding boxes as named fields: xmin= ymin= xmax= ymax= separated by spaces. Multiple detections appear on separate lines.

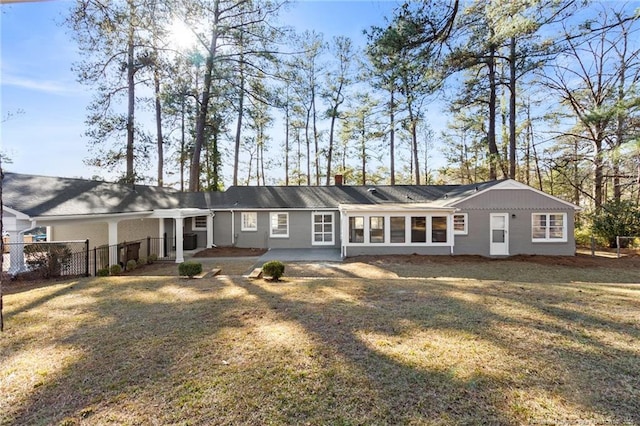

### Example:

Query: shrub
xmin=23 ymin=243 xmax=72 ymax=279
xmin=179 ymin=261 xmax=202 ymax=278
xmin=592 ymin=200 xmax=640 ymax=248
xmin=148 ymin=253 xmax=158 ymax=263
xmin=262 ymin=260 xmax=285 ymax=282
xmin=97 ymin=268 xmax=110 ymax=277
xmin=110 ymin=264 xmax=122 ymax=275
xmin=138 ymin=256 xmax=148 ymax=266
xmin=126 ymin=259 xmax=137 ymax=271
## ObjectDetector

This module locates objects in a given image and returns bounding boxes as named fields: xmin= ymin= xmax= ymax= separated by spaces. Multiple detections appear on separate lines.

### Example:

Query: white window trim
xmin=241 ymin=212 xmax=258 ymax=232
xmin=270 ymin=212 xmax=289 ymax=238
xmin=344 ymin=213 xmax=452 ymax=246
xmin=453 ymin=213 xmax=468 ymax=235
xmin=531 ymin=212 xmax=568 ymax=242
xmin=311 ymin=212 xmax=334 ymax=246
xmin=192 ymin=215 xmax=207 ymax=231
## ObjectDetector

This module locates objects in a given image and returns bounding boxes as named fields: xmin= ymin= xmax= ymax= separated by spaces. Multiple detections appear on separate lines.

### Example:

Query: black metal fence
xmin=91 ymin=236 xmax=175 ymax=274
xmin=2 ymin=235 xmax=175 ymax=278
xmin=2 ymin=240 xmax=90 ymax=278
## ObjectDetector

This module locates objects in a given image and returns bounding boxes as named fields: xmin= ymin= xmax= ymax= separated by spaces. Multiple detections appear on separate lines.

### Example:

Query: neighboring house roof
xmin=2 ymin=172 xmax=577 ymax=218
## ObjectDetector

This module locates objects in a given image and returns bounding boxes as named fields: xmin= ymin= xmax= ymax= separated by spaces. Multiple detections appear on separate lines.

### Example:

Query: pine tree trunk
xmin=154 ymin=65 xmax=164 ymax=187
xmin=126 ymin=3 xmax=136 ymax=184
xmin=487 ymin=45 xmax=499 ymax=180
xmin=191 ymin=0 xmax=220 ymax=192
xmin=509 ymin=36 xmax=517 ymax=179
xmin=390 ymin=90 xmax=396 ymax=185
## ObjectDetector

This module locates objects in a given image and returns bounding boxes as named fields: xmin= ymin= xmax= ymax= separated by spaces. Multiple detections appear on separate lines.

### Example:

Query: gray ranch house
xmin=2 ymin=173 xmax=579 ymax=273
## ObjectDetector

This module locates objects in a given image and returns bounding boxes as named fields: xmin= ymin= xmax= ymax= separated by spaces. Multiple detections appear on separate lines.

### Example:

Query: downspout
xmin=231 ymin=210 xmax=235 ymax=246
xmin=450 ymin=211 xmax=456 ymax=255
xmin=208 ymin=210 xmax=216 ymax=248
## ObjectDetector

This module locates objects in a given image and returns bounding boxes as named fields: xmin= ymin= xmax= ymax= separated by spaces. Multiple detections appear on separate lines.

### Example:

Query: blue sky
xmin=1 ymin=0 xmax=401 ymax=183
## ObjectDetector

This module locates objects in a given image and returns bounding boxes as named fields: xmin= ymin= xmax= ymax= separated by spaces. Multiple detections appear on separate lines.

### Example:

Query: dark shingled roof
xmin=2 ymin=172 xmax=506 ymax=216
xmin=2 ymin=173 xmax=184 ymax=217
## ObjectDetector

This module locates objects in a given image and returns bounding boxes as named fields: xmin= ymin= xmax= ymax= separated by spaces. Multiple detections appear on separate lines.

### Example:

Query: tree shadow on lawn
xmin=240 ymin=278 xmax=640 ymax=425
xmin=4 ymin=275 xmax=639 ymax=425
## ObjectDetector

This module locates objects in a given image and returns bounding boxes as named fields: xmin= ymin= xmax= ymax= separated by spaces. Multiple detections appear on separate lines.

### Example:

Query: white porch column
xmin=175 ymin=217 xmax=184 ymax=263
xmin=8 ymin=231 xmax=26 ymax=275
xmin=158 ymin=218 xmax=166 ymax=258
xmin=207 ymin=213 xmax=214 ymax=248
xmin=108 ymin=220 xmax=119 ymax=266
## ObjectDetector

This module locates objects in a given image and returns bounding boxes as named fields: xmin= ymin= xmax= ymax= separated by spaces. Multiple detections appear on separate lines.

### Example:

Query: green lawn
xmin=1 ymin=259 xmax=639 ymax=425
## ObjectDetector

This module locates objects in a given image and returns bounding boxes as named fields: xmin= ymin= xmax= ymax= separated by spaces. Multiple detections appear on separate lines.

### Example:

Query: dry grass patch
xmin=1 ymin=264 xmax=639 ymax=425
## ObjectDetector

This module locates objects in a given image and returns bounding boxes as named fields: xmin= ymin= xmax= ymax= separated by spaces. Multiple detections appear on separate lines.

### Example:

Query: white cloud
xmin=1 ymin=74 xmax=82 ymax=96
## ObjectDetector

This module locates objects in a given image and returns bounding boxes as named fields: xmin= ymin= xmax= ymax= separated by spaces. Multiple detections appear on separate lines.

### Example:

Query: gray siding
xmin=213 ymin=212 xmax=233 ymax=246
xmin=454 ymin=188 xmax=572 ymax=211
xmin=214 ymin=210 xmax=340 ymax=249
xmin=453 ymin=189 xmax=576 ymax=256
xmin=345 ymin=245 xmax=451 ymax=257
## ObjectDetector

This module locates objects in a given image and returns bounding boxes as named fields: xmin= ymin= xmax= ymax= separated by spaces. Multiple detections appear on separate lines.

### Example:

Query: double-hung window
xmin=532 ymin=213 xmax=567 ymax=242
xmin=193 ymin=215 xmax=207 ymax=231
xmin=453 ymin=213 xmax=468 ymax=235
xmin=270 ymin=212 xmax=289 ymax=238
xmin=241 ymin=212 xmax=257 ymax=231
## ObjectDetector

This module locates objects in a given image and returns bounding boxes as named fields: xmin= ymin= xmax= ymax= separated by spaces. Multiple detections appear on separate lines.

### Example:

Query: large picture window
xmin=532 ymin=213 xmax=567 ymax=242
xmin=349 ymin=216 xmax=364 ymax=243
xmin=313 ymin=213 xmax=334 ymax=245
xmin=241 ymin=212 xmax=257 ymax=231
xmin=270 ymin=212 xmax=289 ymax=238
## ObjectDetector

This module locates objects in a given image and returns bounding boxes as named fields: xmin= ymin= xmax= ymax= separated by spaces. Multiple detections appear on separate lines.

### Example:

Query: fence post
xmin=93 ymin=246 xmax=97 ymax=276
xmin=85 ymin=239 xmax=90 ymax=277
xmin=590 ymin=235 xmax=595 ymax=257
xmin=147 ymin=236 xmax=151 ymax=258
xmin=617 ymin=236 xmax=620 ymax=259
xmin=163 ymin=232 xmax=167 ymax=258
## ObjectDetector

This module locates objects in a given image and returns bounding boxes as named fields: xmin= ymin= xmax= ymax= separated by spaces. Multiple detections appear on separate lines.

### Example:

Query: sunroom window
xmin=349 ymin=216 xmax=364 ymax=243
xmin=390 ymin=217 xmax=405 ymax=243
xmin=432 ymin=216 xmax=448 ymax=243
xmin=370 ymin=216 xmax=385 ymax=243
xmin=411 ymin=217 xmax=426 ymax=243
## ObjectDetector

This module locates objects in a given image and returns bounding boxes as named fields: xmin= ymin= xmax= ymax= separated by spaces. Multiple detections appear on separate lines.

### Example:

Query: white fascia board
xmin=447 ymin=179 xmax=582 ymax=210
xmin=338 ymin=203 xmax=456 ymax=213
xmin=32 ymin=211 xmax=153 ymax=225
xmin=215 ymin=208 xmax=339 ymax=212
xmin=2 ymin=207 xmax=30 ymax=220
xmin=149 ymin=208 xmax=212 ymax=218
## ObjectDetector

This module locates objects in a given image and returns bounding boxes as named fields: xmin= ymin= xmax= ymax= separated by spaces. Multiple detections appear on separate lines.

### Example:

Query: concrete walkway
xmin=257 ymin=248 xmax=342 ymax=264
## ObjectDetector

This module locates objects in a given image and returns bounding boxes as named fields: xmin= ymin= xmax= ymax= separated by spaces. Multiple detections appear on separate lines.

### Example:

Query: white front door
xmin=489 ymin=213 xmax=509 ymax=256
